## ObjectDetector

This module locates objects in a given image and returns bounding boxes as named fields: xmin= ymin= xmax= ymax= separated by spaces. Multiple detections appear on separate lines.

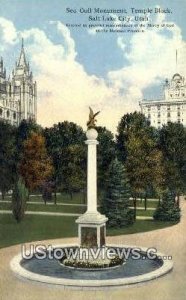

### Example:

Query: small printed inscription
xmin=65 ymin=7 xmax=175 ymax=34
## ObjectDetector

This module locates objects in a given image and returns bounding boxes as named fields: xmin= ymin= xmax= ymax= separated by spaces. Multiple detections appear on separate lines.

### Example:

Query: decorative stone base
xmin=76 ymin=212 xmax=108 ymax=248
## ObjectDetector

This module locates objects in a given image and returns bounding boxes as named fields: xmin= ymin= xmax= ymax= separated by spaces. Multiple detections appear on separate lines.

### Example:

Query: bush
xmin=153 ymin=191 xmax=181 ymax=222
xmin=12 ymin=178 xmax=28 ymax=223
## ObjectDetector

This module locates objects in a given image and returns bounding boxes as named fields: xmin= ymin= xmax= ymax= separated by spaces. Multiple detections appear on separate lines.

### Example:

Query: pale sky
xmin=0 ymin=0 xmax=186 ymax=132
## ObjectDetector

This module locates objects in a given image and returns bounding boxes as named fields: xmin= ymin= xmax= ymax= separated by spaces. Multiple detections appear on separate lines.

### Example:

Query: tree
xmin=61 ymin=144 xmax=86 ymax=199
xmin=16 ymin=119 xmax=41 ymax=155
xmin=127 ymin=145 xmax=165 ymax=211
xmin=44 ymin=122 xmax=86 ymax=200
xmin=102 ymin=159 xmax=134 ymax=228
xmin=12 ymin=178 xmax=28 ymax=223
xmin=151 ymin=149 xmax=166 ymax=202
xmin=120 ymin=113 xmax=159 ymax=214
xmin=96 ymin=126 xmax=116 ymax=192
xmin=19 ymin=132 xmax=53 ymax=193
xmin=116 ymin=112 xmax=152 ymax=163
xmin=158 ymin=122 xmax=186 ymax=200
xmin=153 ymin=190 xmax=180 ymax=222
xmin=0 ymin=121 xmax=16 ymax=199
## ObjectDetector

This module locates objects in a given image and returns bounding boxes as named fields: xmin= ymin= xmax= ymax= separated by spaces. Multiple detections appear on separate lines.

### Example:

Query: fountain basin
xmin=10 ymin=243 xmax=173 ymax=288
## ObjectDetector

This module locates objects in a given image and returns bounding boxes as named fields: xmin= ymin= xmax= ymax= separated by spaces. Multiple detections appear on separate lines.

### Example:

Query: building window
xmin=177 ymin=112 xmax=180 ymax=117
xmin=158 ymin=113 xmax=161 ymax=118
xmin=13 ymin=112 xmax=16 ymax=120
xmin=167 ymin=106 xmax=170 ymax=111
xmin=167 ymin=112 xmax=171 ymax=118
xmin=0 ymin=108 xmax=2 ymax=116
xmin=7 ymin=110 xmax=10 ymax=118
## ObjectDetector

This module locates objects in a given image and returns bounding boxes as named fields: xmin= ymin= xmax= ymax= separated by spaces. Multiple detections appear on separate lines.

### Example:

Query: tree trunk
xmin=144 ymin=196 xmax=147 ymax=211
xmin=83 ymin=188 xmax=86 ymax=204
xmin=177 ymin=194 xmax=180 ymax=208
xmin=133 ymin=197 xmax=137 ymax=220
xmin=69 ymin=190 xmax=73 ymax=200
xmin=1 ymin=191 xmax=5 ymax=200
xmin=54 ymin=185 xmax=57 ymax=205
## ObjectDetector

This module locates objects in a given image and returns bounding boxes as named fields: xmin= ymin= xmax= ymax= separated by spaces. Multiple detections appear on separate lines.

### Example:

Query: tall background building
xmin=140 ymin=73 xmax=186 ymax=128
xmin=0 ymin=40 xmax=37 ymax=126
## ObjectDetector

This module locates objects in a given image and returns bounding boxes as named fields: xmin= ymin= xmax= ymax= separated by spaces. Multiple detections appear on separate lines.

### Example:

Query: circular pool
xmin=10 ymin=244 xmax=173 ymax=288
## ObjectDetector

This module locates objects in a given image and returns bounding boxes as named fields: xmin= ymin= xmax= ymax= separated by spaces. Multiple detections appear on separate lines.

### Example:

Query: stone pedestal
xmin=76 ymin=128 xmax=108 ymax=248
xmin=76 ymin=212 xmax=107 ymax=248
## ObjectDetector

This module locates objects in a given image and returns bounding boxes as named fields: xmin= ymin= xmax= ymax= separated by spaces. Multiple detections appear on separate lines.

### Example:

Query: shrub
xmin=153 ymin=190 xmax=181 ymax=222
xmin=12 ymin=178 xmax=28 ymax=223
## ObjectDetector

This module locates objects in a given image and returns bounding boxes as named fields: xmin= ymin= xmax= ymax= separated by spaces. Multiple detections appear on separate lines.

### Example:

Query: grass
xmin=0 ymin=202 xmax=86 ymax=214
xmin=136 ymin=209 xmax=155 ymax=217
xmin=0 ymin=201 xmax=155 ymax=217
xmin=107 ymin=220 xmax=176 ymax=235
xmin=0 ymin=193 xmax=170 ymax=249
xmin=29 ymin=192 xmax=86 ymax=204
xmin=129 ymin=199 xmax=159 ymax=209
xmin=0 ymin=214 xmax=77 ymax=249
xmin=0 ymin=214 xmax=176 ymax=249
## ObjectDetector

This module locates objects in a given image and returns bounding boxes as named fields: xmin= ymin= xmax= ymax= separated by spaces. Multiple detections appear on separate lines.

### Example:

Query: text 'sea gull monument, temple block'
xmin=76 ymin=107 xmax=108 ymax=248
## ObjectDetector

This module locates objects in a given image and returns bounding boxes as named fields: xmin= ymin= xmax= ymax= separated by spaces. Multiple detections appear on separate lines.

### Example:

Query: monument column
xmin=76 ymin=108 xmax=108 ymax=248
xmin=86 ymin=129 xmax=99 ymax=213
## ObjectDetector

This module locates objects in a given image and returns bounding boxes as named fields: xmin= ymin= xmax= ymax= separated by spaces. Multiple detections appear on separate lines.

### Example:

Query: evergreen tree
xmin=12 ymin=178 xmax=28 ymax=223
xmin=102 ymin=159 xmax=134 ymax=227
xmin=153 ymin=190 xmax=181 ymax=222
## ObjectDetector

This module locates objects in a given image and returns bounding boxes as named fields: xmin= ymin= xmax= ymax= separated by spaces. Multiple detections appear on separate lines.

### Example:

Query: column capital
xmin=85 ymin=140 xmax=99 ymax=145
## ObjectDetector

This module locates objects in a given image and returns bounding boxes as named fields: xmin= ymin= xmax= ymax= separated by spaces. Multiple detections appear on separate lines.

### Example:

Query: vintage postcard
xmin=0 ymin=1 xmax=185 ymax=299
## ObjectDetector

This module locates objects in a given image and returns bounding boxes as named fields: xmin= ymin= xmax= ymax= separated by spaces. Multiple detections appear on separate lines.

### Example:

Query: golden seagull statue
xmin=87 ymin=107 xmax=100 ymax=129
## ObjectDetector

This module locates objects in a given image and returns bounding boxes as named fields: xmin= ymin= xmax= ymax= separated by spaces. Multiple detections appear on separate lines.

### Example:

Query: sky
xmin=0 ymin=0 xmax=186 ymax=133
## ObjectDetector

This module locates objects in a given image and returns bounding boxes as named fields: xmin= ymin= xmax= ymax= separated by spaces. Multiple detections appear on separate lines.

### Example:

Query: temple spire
xmin=17 ymin=38 xmax=27 ymax=67
xmin=176 ymin=49 xmax=178 ymax=71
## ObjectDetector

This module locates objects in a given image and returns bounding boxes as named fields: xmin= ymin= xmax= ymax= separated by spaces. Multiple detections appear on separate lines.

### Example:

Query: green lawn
xmin=29 ymin=192 xmax=86 ymax=204
xmin=0 ymin=214 xmax=177 ymax=249
xmin=0 ymin=202 xmax=86 ymax=214
xmin=136 ymin=209 xmax=155 ymax=217
xmin=129 ymin=199 xmax=159 ymax=209
xmin=1 ymin=193 xmax=159 ymax=208
xmin=0 ymin=194 xmax=169 ymax=249
xmin=0 ymin=202 xmax=155 ymax=216
xmin=0 ymin=214 xmax=77 ymax=249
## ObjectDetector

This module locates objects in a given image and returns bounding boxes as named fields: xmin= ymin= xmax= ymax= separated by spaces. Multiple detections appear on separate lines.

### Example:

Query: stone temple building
xmin=0 ymin=40 xmax=37 ymax=126
xmin=140 ymin=73 xmax=186 ymax=128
